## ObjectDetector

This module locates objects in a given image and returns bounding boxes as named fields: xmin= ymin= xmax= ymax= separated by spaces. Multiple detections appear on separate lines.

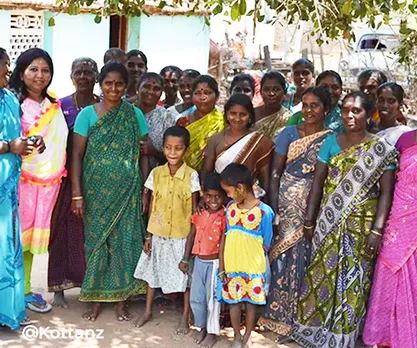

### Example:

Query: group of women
xmin=0 ymin=46 xmax=415 ymax=348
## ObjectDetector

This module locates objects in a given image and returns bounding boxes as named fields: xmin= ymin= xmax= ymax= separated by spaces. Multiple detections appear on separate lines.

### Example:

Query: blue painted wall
xmin=127 ymin=15 xmax=210 ymax=74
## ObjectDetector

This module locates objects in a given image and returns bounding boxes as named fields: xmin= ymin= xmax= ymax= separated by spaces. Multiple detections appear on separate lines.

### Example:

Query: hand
xmin=34 ymin=135 xmax=46 ymax=154
xmin=71 ymin=199 xmax=85 ymax=219
xmin=196 ymin=197 xmax=206 ymax=214
xmin=143 ymin=238 xmax=152 ymax=255
xmin=140 ymin=139 xmax=157 ymax=157
xmin=178 ymin=261 xmax=189 ymax=274
xmin=365 ymin=232 xmax=382 ymax=257
xmin=219 ymin=271 xmax=227 ymax=284
xmin=10 ymin=137 xmax=35 ymax=156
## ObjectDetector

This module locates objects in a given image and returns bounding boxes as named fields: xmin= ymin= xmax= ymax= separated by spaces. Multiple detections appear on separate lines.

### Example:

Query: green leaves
xmin=48 ymin=17 xmax=55 ymax=26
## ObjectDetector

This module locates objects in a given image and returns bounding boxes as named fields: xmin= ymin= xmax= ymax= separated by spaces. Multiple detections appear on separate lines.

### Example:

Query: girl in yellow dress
xmin=217 ymin=163 xmax=274 ymax=348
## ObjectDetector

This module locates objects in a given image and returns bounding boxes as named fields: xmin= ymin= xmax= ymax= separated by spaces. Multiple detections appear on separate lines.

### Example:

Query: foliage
xmin=64 ymin=0 xmax=417 ymax=69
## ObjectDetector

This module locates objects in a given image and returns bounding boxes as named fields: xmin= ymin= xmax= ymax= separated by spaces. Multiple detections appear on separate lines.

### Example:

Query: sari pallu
xmin=182 ymin=108 xmax=226 ymax=172
xmin=290 ymin=137 xmax=398 ymax=348
xmin=258 ymin=130 xmax=331 ymax=336
xmin=79 ymin=101 xmax=146 ymax=302
xmin=363 ymin=141 xmax=417 ymax=348
xmin=252 ymin=107 xmax=291 ymax=143
xmin=0 ymin=89 xmax=25 ymax=330
xmin=19 ymin=97 xmax=68 ymax=254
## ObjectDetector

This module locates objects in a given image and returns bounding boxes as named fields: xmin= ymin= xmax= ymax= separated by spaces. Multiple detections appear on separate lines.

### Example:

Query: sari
xmin=214 ymin=131 xmax=273 ymax=175
xmin=376 ymin=124 xmax=411 ymax=146
xmin=252 ymin=107 xmax=292 ymax=143
xmin=79 ymin=101 xmax=146 ymax=302
xmin=0 ymin=89 xmax=26 ymax=330
xmin=290 ymin=136 xmax=398 ymax=348
xmin=258 ymin=130 xmax=331 ymax=335
xmin=167 ymin=104 xmax=196 ymax=122
xmin=363 ymin=130 xmax=417 ymax=348
xmin=48 ymin=95 xmax=86 ymax=292
xmin=19 ymin=96 xmax=68 ymax=255
xmin=181 ymin=108 xmax=226 ymax=172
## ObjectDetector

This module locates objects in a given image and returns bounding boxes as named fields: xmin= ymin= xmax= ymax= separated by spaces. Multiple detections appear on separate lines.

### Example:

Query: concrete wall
xmin=44 ymin=11 xmax=110 ymax=97
xmin=127 ymin=15 xmax=210 ymax=74
xmin=0 ymin=10 xmax=11 ymax=52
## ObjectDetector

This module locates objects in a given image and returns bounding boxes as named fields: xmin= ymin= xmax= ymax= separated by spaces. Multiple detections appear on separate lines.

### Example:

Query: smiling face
xmin=193 ymin=82 xmax=217 ymax=115
xmin=318 ymin=75 xmax=342 ymax=108
xmin=220 ymin=182 xmax=248 ymax=204
xmin=100 ymin=71 xmax=126 ymax=103
xmin=293 ymin=64 xmax=313 ymax=91
xmin=261 ymin=78 xmax=285 ymax=107
xmin=0 ymin=54 xmax=10 ymax=89
xmin=341 ymin=96 xmax=368 ymax=133
xmin=139 ymin=77 xmax=163 ymax=108
xmin=231 ymin=80 xmax=254 ymax=100
xmin=358 ymin=77 xmax=379 ymax=102
xmin=127 ymin=55 xmax=147 ymax=84
xmin=301 ymin=93 xmax=327 ymax=125
xmin=163 ymin=70 xmax=180 ymax=97
xmin=163 ymin=135 xmax=187 ymax=166
xmin=71 ymin=61 xmax=96 ymax=94
xmin=203 ymin=189 xmax=225 ymax=213
xmin=377 ymin=87 xmax=400 ymax=125
xmin=21 ymin=58 xmax=51 ymax=97
xmin=178 ymin=75 xmax=194 ymax=106
xmin=226 ymin=104 xmax=251 ymax=132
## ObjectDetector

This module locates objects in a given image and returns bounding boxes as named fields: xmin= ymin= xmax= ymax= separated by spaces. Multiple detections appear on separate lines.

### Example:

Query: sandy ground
xmin=0 ymin=255 xmax=368 ymax=348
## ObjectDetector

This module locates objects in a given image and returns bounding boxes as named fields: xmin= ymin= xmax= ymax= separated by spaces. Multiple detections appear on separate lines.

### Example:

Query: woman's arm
xmin=71 ymin=134 xmax=88 ymax=219
xmin=365 ymin=170 xmax=396 ymax=256
xmin=218 ymin=229 xmax=227 ymax=283
xmin=303 ymin=161 xmax=329 ymax=242
xmin=179 ymin=224 xmax=196 ymax=273
xmin=201 ymin=134 xmax=218 ymax=181
xmin=267 ymin=152 xmax=287 ymax=213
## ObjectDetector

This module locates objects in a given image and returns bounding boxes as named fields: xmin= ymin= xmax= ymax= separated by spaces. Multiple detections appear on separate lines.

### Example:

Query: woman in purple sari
xmin=48 ymin=58 xmax=99 ymax=308
xmin=363 ymin=129 xmax=417 ymax=348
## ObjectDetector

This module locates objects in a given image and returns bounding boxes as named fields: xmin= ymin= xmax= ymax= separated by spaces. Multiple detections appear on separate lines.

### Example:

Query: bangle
xmin=370 ymin=229 xmax=383 ymax=236
xmin=72 ymin=196 xmax=83 ymax=201
xmin=303 ymin=224 xmax=315 ymax=230
xmin=4 ymin=140 xmax=10 ymax=153
xmin=371 ymin=226 xmax=383 ymax=232
xmin=218 ymin=271 xmax=225 ymax=276
xmin=145 ymin=236 xmax=152 ymax=240
xmin=181 ymin=258 xmax=190 ymax=264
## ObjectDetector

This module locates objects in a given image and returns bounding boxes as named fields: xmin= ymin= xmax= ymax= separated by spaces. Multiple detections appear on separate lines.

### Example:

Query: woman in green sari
xmin=176 ymin=75 xmax=225 ymax=171
xmin=291 ymin=91 xmax=397 ymax=348
xmin=71 ymin=62 xmax=149 ymax=321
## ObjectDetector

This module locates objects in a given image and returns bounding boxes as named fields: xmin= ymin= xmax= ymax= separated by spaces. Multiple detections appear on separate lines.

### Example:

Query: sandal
xmin=20 ymin=317 xmax=34 ymax=326
xmin=25 ymin=293 xmax=52 ymax=313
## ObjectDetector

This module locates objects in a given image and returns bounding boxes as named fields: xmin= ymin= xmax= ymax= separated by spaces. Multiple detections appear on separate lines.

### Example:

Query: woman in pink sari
xmin=9 ymin=48 xmax=68 ymax=313
xmin=363 ymin=129 xmax=417 ymax=348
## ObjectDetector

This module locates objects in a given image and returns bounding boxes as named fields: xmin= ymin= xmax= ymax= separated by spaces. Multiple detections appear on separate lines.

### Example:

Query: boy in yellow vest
xmin=133 ymin=126 xmax=200 ymax=334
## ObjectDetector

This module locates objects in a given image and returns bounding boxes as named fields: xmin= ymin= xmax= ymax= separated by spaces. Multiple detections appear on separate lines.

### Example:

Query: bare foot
xmin=114 ymin=302 xmax=132 ymax=321
xmin=51 ymin=291 xmax=68 ymax=309
xmin=175 ymin=315 xmax=189 ymax=335
xmin=192 ymin=328 xmax=207 ymax=343
xmin=82 ymin=303 xmax=101 ymax=321
xmin=132 ymin=311 xmax=152 ymax=328
xmin=230 ymin=335 xmax=243 ymax=348
xmin=200 ymin=333 xmax=217 ymax=348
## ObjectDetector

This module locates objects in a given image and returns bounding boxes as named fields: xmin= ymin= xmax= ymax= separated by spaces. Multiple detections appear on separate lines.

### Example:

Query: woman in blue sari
xmin=0 ymin=48 xmax=44 ymax=329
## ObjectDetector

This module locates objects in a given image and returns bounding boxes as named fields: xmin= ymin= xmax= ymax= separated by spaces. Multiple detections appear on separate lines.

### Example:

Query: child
xmin=217 ymin=163 xmax=273 ymax=348
xmin=179 ymin=173 xmax=227 ymax=348
xmin=133 ymin=126 xmax=200 ymax=333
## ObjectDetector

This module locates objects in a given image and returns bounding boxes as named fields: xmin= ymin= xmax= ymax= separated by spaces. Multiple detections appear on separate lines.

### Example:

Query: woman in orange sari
xmin=9 ymin=48 xmax=68 ymax=313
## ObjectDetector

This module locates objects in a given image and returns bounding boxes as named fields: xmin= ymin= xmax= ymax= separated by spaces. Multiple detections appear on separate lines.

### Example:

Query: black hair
xmin=302 ymin=86 xmax=332 ymax=112
xmin=71 ymin=57 xmax=98 ymax=76
xmin=192 ymin=75 xmax=220 ymax=98
xmin=9 ymin=48 xmax=55 ymax=104
xmin=219 ymin=163 xmax=253 ymax=190
xmin=203 ymin=172 xmax=225 ymax=193
xmin=230 ymin=74 xmax=256 ymax=94
xmin=377 ymin=82 xmax=404 ymax=104
xmin=182 ymin=69 xmax=200 ymax=80
xmin=103 ymin=48 xmax=126 ymax=64
xmin=316 ymin=70 xmax=342 ymax=88
xmin=98 ymin=61 xmax=129 ymax=85
xmin=127 ymin=49 xmax=148 ymax=67
xmin=160 ymin=65 xmax=183 ymax=79
xmin=342 ymin=91 xmax=375 ymax=118
xmin=357 ymin=69 xmax=387 ymax=85
xmin=224 ymin=94 xmax=255 ymax=128
xmin=260 ymin=71 xmax=287 ymax=93
xmin=138 ymin=72 xmax=164 ymax=89
xmin=0 ymin=48 xmax=8 ymax=61
xmin=163 ymin=125 xmax=191 ymax=148
xmin=292 ymin=58 xmax=314 ymax=73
